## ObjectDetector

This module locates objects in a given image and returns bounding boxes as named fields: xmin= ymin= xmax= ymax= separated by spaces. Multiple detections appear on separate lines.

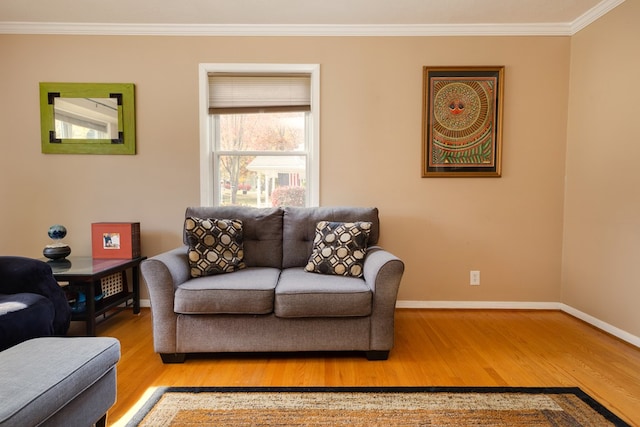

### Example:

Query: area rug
xmin=121 ymin=386 xmax=629 ymax=426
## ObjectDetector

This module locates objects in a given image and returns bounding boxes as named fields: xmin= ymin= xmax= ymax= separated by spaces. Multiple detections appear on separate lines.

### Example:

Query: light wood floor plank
xmin=91 ymin=308 xmax=640 ymax=425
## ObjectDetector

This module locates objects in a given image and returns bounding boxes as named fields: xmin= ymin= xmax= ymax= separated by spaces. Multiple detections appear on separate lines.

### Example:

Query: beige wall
xmin=0 ymin=34 xmax=570 ymax=306
xmin=563 ymin=0 xmax=640 ymax=338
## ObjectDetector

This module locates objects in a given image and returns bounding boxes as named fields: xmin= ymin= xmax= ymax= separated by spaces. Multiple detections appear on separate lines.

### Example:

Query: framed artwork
xmin=91 ymin=222 xmax=141 ymax=259
xmin=422 ymin=66 xmax=504 ymax=177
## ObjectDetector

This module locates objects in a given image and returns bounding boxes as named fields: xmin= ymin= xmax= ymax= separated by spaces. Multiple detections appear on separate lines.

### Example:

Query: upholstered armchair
xmin=0 ymin=256 xmax=71 ymax=351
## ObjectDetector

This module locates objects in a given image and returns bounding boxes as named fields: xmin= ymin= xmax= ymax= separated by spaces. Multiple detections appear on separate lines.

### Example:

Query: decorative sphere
xmin=48 ymin=224 xmax=67 ymax=240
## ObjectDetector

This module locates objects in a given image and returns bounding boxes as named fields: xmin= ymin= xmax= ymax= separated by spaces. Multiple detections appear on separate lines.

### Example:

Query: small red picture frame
xmin=91 ymin=222 xmax=140 ymax=259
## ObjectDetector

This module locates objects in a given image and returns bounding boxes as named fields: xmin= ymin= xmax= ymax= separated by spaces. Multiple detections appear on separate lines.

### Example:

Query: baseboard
xmin=559 ymin=303 xmax=640 ymax=348
xmin=138 ymin=298 xmax=639 ymax=348
xmin=396 ymin=300 xmax=562 ymax=310
xmin=396 ymin=300 xmax=640 ymax=349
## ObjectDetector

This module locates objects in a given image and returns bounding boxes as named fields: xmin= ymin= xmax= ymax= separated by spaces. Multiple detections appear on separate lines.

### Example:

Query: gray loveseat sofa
xmin=141 ymin=206 xmax=404 ymax=363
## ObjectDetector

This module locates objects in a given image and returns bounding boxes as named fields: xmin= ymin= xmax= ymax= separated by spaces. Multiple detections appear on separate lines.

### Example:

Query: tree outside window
xmin=217 ymin=112 xmax=307 ymax=207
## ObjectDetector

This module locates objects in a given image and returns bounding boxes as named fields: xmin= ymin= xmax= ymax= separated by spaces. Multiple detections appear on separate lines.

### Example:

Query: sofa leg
xmin=95 ymin=413 xmax=107 ymax=427
xmin=365 ymin=350 xmax=389 ymax=361
xmin=160 ymin=353 xmax=186 ymax=363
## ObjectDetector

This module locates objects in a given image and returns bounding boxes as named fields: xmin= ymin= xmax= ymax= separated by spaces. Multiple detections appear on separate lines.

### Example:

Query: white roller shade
xmin=208 ymin=74 xmax=311 ymax=114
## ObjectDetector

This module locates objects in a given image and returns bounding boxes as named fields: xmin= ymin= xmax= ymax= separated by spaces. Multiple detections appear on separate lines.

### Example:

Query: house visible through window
xmin=199 ymin=64 xmax=320 ymax=208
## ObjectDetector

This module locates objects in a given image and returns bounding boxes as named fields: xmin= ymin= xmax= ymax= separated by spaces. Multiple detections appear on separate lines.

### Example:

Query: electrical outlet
xmin=470 ymin=270 xmax=480 ymax=286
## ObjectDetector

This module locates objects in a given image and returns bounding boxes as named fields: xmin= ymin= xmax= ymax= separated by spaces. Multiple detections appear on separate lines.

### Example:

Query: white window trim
xmin=198 ymin=63 xmax=320 ymax=207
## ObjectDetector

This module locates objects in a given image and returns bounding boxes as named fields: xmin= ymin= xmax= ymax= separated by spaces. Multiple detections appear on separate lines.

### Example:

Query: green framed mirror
xmin=40 ymin=82 xmax=136 ymax=154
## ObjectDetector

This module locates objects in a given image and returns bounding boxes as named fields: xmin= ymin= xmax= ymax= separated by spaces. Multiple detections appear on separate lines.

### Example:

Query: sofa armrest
xmin=140 ymin=246 xmax=190 ymax=354
xmin=0 ymin=256 xmax=71 ymax=336
xmin=362 ymin=246 xmax=405 ymax=351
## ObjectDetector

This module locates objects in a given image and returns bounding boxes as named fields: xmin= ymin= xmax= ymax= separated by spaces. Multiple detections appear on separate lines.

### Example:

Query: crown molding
xmin=0 ymin=21 xmax=574 ymax=37
xmin=0 ymin=0 xmax=625 ymax=37
xmin=571 ymin=0 xmax=625 ymax=34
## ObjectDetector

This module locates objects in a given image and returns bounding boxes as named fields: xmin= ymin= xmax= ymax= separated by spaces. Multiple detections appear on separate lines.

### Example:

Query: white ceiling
xmin=0 ymin=0 xmax=625 ymax=36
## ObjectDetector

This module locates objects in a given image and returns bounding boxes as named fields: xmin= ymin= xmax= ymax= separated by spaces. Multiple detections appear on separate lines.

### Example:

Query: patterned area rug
xmin=120 ymin=386 xmax=629 ymax=426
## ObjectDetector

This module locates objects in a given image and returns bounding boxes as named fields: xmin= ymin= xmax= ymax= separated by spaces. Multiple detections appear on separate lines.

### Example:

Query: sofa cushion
xmin=174 ymin=267 xmax=280 ymax=315
xmin=282 ymin=206 xmax=379 ymax=269
xmin=185 ymin=207 xmax=284 ymax=268
xmin=305 ymin=221 xmax=372 ymax=277
xmin=185 ymin=217 xmax=246 ymax=277
xmin=274 ymin=268 xmax=372 ymax=318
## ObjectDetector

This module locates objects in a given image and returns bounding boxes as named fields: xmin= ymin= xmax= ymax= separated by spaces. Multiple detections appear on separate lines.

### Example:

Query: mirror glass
xmin=54 ymin=97 xmax=119 ymax=140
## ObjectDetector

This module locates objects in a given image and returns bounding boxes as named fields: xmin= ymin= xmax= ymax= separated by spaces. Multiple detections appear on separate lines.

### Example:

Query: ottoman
xmin=0 ymin=337 xmax=120 ymax=427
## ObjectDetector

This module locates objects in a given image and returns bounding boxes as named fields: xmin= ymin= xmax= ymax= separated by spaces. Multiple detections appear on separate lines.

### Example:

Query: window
xmin=199 ymin=64 xmax=320 ymax=207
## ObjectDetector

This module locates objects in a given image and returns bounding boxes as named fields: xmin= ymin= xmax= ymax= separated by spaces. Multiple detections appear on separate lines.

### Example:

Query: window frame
xmin=199 ymin=63 xmax=320 ymax=207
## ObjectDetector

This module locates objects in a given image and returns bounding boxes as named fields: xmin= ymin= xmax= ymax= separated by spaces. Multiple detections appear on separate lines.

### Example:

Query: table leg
xmin=86 ymin=280 xmax=96 ymax=336
xmin=132 ymin=265 xmax=141 ymax=314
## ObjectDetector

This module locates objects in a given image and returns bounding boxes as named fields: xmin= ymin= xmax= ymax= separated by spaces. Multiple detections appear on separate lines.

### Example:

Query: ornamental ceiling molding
xmin=0 ymin=0 xmax=624 ymax=37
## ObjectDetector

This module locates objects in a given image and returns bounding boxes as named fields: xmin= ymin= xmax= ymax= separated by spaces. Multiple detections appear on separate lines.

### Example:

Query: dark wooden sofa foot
xmin=160 ymin=353 xmax=186 ymax=363
xmin=95 ymin=413 xmax=107 ymax=427
xmin=365 ymin=350 xmax=389 ymax=361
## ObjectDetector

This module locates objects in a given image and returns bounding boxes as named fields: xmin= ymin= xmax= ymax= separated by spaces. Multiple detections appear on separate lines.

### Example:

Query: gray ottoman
xmin=0 ymin=337 xmax=120 ymax=427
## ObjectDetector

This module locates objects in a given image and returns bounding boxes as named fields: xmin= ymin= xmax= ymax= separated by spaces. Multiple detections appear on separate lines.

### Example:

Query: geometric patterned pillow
xmin=184 ymin=217 xmax=246 ymax=278
xmin=304 ymin=221 xmax=372 ymax=278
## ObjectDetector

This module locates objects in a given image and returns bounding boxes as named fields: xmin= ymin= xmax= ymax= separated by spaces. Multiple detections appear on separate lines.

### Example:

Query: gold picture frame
xmin=422 ymin=66 xmax=504 ymax=177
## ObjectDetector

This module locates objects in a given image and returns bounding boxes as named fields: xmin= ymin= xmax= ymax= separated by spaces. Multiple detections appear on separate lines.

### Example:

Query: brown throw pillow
xmin=305 ymin=221 xmax=372 ymax=277
xmin=185 ymin=217 xmax=246 ymax=277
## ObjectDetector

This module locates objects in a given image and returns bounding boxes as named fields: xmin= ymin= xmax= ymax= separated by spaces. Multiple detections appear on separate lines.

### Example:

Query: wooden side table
xmin=48 ymin=256 xmax=146 ymax=336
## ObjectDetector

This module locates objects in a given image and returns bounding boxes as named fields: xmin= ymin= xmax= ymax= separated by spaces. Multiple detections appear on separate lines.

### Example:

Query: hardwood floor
xmin=94 ymin=308 xmax=640 ymax=425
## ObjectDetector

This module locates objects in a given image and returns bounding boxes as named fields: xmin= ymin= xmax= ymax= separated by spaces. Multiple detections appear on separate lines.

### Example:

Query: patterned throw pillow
xmin=185 ymin=217 xmax=246 ymax=277
xmin=305 ymin=221 xmax=372 ymax=277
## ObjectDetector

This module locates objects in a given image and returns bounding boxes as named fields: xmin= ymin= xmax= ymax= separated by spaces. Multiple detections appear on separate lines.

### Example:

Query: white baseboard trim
xmin=559 ymin=303 xmax=640 ymax=348
xmin=396 ymin=300 xmax=563 ymax=310
xmin=396 ymin=300 xmax=640 ymax=349
xmin=138 ymin=298 xmax=639 ymax=348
